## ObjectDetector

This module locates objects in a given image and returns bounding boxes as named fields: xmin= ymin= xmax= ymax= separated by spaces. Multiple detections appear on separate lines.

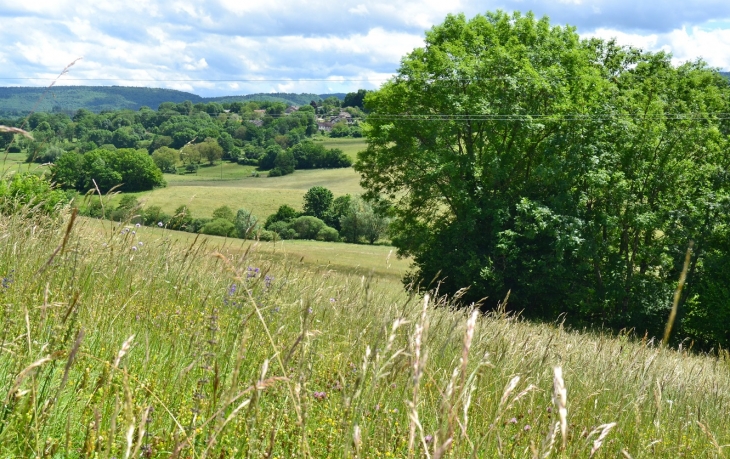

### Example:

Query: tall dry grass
xmin=0 ymin=208 xmax=729 ymax=457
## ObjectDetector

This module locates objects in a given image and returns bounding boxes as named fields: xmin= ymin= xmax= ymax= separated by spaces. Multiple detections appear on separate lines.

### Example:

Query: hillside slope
xmin=0 ymin=86 xmax=346 ymax=116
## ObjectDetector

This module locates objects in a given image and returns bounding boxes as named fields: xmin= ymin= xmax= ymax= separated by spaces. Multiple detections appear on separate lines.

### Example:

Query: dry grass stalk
xmin=553 ymin=367 xmax=567 ymax=450
xmin=408 ymin=294 xmax=429 ymax=456
xmin=0 ymin=126 xmax=34 ymax=139
xmin=663 ymin=243 xmax=693 ymax=346
xmin=6 ymin=355 xmax=52 ymax=403
xmin=114 ymin=335 xmax=136 ymax=369
xmin=588 ymin=422 xmax=617 ymax=457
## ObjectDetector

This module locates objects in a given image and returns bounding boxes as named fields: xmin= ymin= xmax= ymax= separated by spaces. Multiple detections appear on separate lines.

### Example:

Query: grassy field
xmin=318 ymin=137 xmax=367 ymax=161
xmin=1 ymin=151 xmax=45 ymax=177
xmin=1 ymin=207 xmax=729 ymax=457
xmin=136 ymin=167 xmax=364 ymax=219
xmin=82 ymin=216 xmax=409 ymax=281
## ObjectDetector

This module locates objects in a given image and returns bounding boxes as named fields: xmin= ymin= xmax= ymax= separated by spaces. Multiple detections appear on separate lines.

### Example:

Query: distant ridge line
xmin=0 ymin=86 xmax=347 ymax=116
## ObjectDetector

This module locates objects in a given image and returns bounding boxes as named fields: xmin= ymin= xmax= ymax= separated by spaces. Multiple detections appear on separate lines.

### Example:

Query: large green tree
xmin=355 ymin=11 xmax=730 ymax=344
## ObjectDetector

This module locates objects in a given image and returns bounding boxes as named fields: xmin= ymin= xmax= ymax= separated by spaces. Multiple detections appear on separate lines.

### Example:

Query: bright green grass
xmin=1 ymin=209 xmax=729 ymax=457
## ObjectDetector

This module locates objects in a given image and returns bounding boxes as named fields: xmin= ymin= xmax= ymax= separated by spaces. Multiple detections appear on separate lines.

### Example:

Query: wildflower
xmin=524 ymin=424 xmax=531 ymax=432
xmin=158 ymin=222 xmax=164 ymax=227
xmin=264 ymin=275 xmax=273 ymax=288
xmin=228 ymin=284 xmax=237 ymax=296
xmin=137 ymin=241 xmax=143 ymax=246
xmin=131 ymin=246 xmax=137 ymax=251
xmin=424 ymin=435 xmax=433 ymax=444
xmin=308 ymin=308 xmax=313 ymax=314
xmin=135 ymin=223 xmax=141 ymax=228
xmin=132 ymin=231 xmax=136 ymax=235
xmin=508 ymin=417 xmax=518 ymax=425
xmin=330 ymin=298 xmax=336 ymax=303
xmin=313 ymin=391 xmax=327 ymax=400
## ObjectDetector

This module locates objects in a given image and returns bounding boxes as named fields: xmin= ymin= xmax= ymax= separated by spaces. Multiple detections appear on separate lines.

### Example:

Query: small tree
xmin=234 ymin=209 xmax=259 ymax=239
xmin=211 ymin=205 xmax=235 ymax=223
xmin=198 ymin=138 xmax=224 ymax=165
xmin=152 ymin=147 xmax=178 ymax=173
xmin=303 ymin=186 xmax=334 ymax=221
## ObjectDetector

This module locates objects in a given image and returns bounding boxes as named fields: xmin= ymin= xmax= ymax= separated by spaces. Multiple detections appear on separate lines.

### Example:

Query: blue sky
xmin=1 ymin=0 xmax=729 ymax=97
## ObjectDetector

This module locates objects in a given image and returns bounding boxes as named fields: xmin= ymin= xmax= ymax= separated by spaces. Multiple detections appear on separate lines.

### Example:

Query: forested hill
xmin=721 ymin=71 xmax=730 ymax=80
xmin=0 ymin=86 xmax=344 ymax=116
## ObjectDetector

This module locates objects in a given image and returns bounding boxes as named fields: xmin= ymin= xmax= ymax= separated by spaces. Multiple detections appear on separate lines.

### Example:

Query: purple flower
xmin=137 ymin=241 xmax=143 ymax=246
xmin=131 ymin=246 xmax=137 ymax=251
xmin=313 ymin=391 xmax=327 ymax=400
xmin=308 ymin=308 xmax=313 ymax=314
xmin=131 ymin=231 xmax=136 ymax=235
xmin=264 ymin=275 xmax=273 ymax=288
xmin=424 ymin=435 xmax=433 ymax=444
xmin=524 ymin=424 xmax=531 ymax=432
xmin=508 ymin=417 xmax=518 ymax=425
xmin=228 ymin=284 xmax=237 ymax=296
xmin=329 ymin=298 xmax=336 ymax=303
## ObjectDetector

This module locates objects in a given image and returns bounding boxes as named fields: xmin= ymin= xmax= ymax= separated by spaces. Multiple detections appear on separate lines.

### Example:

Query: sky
xmin=1 ymin=0 xmax=729 ymax=97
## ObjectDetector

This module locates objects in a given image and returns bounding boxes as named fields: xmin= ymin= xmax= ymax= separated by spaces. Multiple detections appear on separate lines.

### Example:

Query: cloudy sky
xmin=1 ymin=0 xmax=729 ymax=97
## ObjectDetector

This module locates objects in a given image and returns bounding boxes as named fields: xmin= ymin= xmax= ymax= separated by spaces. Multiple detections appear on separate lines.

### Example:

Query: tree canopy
xmin=355 ymin=10 xmax=730 ymax=347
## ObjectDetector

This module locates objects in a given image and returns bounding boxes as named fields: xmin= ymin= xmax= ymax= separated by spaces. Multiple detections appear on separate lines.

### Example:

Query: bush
xmin=265 ymin=204 xmax=300 ymax=229
xmin=268 ymin=221 xmax=296 ymax=240
xmin=143 ymin=205 xmax=169 ymax=227
xmin=317 ymin=226 xmax=340 ymax=242
xmin=290 ymin=216 xmax=326 ymax=240
xmin=0 ymin=173 xmax=70 ymax=215
xmin=200 ymin=218 xmax=236 ymax=237
xmin=256 ymin=229 xmax=277 ymax=242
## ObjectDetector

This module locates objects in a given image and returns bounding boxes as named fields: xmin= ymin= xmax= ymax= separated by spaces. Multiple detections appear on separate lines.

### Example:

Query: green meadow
xmin=0 ymin=206 xmax=728 ymax=457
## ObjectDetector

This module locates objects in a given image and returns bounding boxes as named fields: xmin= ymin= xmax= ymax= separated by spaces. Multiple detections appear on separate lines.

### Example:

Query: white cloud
xmin=349 ymin=4 xmax=369 ymax=15
xmin=0 ymin=0 xmax=728 ymax=97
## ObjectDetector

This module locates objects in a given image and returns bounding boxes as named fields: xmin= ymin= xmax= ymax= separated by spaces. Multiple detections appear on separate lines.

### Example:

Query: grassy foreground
xmin=1 ymin=210 xmax=729 ymax=458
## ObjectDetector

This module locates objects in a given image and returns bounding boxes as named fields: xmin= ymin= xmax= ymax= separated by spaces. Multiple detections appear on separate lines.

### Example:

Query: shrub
xmin=265 ymin=204 xmax=300 ymax=229
xmin=200 ymin=218 xmax=235 ymax=237
xmin=317 ymin=226 xmax=340 ymax=242
xmin=290 ymin=216 xmax=326 ymax=240
xmin=0 ymin=173 xmax=70 ymax=215
xmin=256 ymin=229 xmax=277 ymax=242
xmin=268 ymin=221 xmax=296 ymax=240
xmin=143 ymin=205 xmax=169 ymax=227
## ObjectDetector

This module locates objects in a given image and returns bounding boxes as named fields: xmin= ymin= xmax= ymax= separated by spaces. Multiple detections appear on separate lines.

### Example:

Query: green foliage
xmin=142 ymin=205 xmax=169 ymax=226
xmin=339 ymin=196 xmax=389 ymax=244
xmin=234 ymin=208 xmax=259 ymax=239
xmin=169 ymin=205 xmax=193 ymax=231
xmin=200 ymin=218 xmax=236 ymax=237
xmin=269 ymin=150 xmax=296 ymax=177
xmin=265 ymin=204 xmax=300 ymax=229
xmin=152 ymin=146 xmax=178 ymax=173
xmin=197 ymin=137 xmax=224 ymax=165
xmin=302 ymin=186 xmax=334 ymax=220
xmin=52 ymin=148 xmax=165 ymax=192
xmin=211 ymin=205 xmax=235 ymax=223
xmin=289 ymin=141 xmax=352 ymax=169
xmin=317 ymin=226 xmax=340 ymax=242
xmin=290 ymin=215 xmax=327 ymax=240
xmin=343 ymin=89 xmax=369 ymax=109
xmin=0 ymin=173 xmax=70 ymax=215
xmin=325 ymin=194 xmax=352 ymax=231
xmin=267 ymin=220 xmax=297 ymax=239
xmin=356 ymin=10 xmax=730 ymax=346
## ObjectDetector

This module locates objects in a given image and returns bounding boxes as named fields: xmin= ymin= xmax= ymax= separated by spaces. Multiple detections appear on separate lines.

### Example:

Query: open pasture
xmin=137 ymin=167 xmax=364 ymax=219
